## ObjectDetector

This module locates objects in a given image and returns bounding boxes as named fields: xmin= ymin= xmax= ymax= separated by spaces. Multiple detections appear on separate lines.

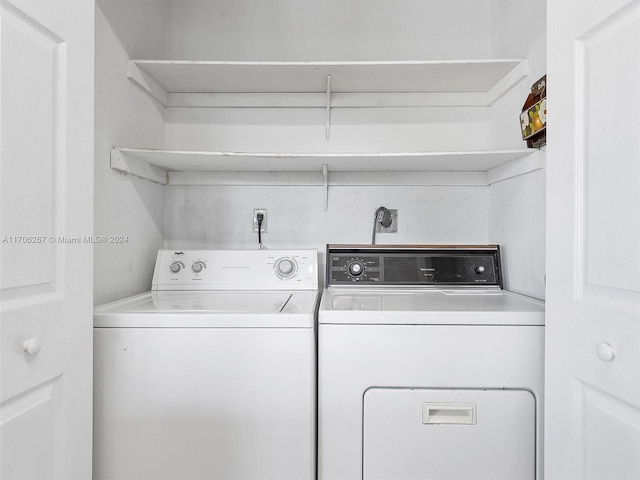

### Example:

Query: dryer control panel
xmin=327 ymin=245 xmax=502 ymax=287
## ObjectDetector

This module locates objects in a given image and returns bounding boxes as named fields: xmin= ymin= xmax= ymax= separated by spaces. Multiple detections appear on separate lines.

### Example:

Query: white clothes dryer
xmin=318 ymin=244 xmax=544 ymax=480
xmin=93 ymin=249 xmax=319 ymax=480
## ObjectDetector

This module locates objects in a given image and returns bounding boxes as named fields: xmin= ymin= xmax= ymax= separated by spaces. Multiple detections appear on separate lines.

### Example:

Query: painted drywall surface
xmin=489 ymin=169 xmax=546 ymax=299
xmin=165 ymin=0 xmax=492 ymax=61
xmin=491 ymin=0 xmax=547 ymax=60
xmin=163 ymin=0 xmax=494 ymax=153
xmin=92 ymin=0 xmax=544 ymax=300
xmin=487 ymin=0 xmax=547 ymax=299
xmin=164 ymin=184 xmax=489 ymax=262
xmin=160 ymin=0 xmax=549 ymax=298
xmin=165 ymin=107 xmax=490 ymax=153
xmin=489 ymin=0 xmax=547 ymax=150
xmin=94 ymin=1 xmax=166 ymax=305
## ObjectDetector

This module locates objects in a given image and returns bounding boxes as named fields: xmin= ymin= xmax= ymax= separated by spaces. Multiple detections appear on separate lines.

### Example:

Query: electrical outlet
xmin=376 ymin=209 xmax=398 ymax=233
xmin=252 ymin=209 xmax=268 ymax=233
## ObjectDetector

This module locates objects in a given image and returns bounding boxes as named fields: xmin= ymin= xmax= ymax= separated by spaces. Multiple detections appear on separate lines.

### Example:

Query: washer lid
xmin=94 ymin=290 xmax=318 ymax=328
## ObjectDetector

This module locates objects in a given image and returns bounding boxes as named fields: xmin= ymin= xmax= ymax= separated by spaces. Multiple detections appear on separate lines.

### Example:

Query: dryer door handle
xmin=422 ymin=403 xmax=477 ymax=425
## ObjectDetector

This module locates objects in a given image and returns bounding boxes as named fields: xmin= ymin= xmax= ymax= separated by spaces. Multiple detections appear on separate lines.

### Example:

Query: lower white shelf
xmin=110 ymin=147 xmax=542 ymax=186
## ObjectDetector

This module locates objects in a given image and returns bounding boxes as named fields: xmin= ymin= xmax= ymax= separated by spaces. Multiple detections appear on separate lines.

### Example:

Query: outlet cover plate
xmin=252 ymin=209 xmax=268 ymax=233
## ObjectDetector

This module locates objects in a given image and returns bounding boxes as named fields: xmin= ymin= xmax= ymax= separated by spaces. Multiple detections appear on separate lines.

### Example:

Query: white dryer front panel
xmin=363 ymin=388 xmax=536 ymax=479
xmin=317 ymin=323 xmax=544 ymax=480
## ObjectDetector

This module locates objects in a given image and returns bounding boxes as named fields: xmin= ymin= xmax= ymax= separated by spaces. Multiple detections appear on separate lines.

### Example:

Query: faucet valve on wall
xmin=371 ymin=206 xmax=398 ymax=244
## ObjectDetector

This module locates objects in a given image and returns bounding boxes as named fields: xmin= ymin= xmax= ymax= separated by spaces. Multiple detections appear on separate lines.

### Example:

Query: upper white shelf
xmin=127 ymin=59 xmax=529 ymax=108
xmin=110 ymin=147 xmax=542 ymax=187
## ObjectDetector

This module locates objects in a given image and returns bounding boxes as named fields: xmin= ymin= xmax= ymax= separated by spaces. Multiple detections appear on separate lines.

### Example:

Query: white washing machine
xmin=93 ymin=249 xmax=319 ymax=480
xmin=318 ymin=244 xmax=544 ymax=480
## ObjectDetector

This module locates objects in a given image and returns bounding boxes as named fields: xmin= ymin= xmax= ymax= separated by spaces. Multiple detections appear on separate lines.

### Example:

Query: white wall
xmin=94 ymin=0 xmax=547 ymax=301
xmin=165 ymin=0 xmax=492 ymax=61
xmin=160 ymin=0 xmax=498 ymax=290
xmin=488 ymin=0 xmax=547 ymax=298
xmin=165 ymin=107 xmax=490 ymax=153
xmin=164 ymin=0 xmax=494 ymax=154
xmin=490 ymin=0 xmax=547 ymax=150
xmin=94 ymin=1 xmax=167 ymax=305
xmin=489 ymin=166 xmax=546 ymax=299
xmin=164 ymin=185 xmax=489 ymax=283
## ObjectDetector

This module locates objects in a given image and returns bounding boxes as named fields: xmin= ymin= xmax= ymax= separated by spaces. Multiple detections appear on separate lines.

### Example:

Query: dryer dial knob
xmin=475 ymin=265 xmax=486 ymax=274
xmin=275 ymin=258 xmax=297 ymax=278
xmin=170 ymin=261 xmax=183 ymax=273
xmin=348 ymin=261 xmax=364 ymax=276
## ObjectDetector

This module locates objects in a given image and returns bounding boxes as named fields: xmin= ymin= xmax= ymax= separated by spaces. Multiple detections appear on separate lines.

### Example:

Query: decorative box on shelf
xmin=520 ymin=75 xmax=546 ymax=148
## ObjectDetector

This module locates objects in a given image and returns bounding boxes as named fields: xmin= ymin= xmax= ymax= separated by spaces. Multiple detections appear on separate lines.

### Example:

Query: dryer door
xmin=363 ymin=388 xmax=536 ymax=480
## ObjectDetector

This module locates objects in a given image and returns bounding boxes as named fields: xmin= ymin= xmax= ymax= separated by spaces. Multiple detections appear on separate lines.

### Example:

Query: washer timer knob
xmin=192 ymin=261 xmax=206 ymax=273
xmin=348 ymin=261 xmax=365 ymax=276
xmin=170 ymin=261 xmax=183 ymax=273
xmin=275 ymin=258 xmax=297 ymax=279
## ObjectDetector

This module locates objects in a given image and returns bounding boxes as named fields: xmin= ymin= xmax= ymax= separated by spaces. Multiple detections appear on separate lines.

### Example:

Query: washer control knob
xmin=348 ymin=261 xmax=365 ymax=276
xmin=192 ymin=261 xmax=206 ymax=273
xmin=475 ymin=265 xmax=486 ymax=274
xmin=170 ymin=261 xmax=183 ymax=273
xmin=275 ymin=258 xmax=297 ymax=278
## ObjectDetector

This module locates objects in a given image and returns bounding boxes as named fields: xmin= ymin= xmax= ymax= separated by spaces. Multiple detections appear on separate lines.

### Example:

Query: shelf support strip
xmin=323 ymin=164 xmax=329 ymax=211
xmin=325 ymin=75 xmax=332 ymax=140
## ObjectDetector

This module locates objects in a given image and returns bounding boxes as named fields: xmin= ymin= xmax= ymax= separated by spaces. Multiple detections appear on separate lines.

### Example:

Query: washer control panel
xmin=327 ymin=245 xmax=502 ymax=287
xmin=152 ymin=249 xmax=318 ymax=291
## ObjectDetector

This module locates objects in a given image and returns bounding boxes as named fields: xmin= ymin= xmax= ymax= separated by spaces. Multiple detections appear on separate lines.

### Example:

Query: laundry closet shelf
xmin=110 ymin=147 xmax=541 ymax=187
xmin=127 ymin=59 xmax=529 ymax=108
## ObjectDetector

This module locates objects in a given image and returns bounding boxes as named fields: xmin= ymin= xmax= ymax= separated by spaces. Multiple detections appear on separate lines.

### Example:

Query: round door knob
xmin=170 ymin=261 xmax=182 ymax=273
xmin=192 ymin=261 xmax=205 ymax=273
xmin=23 ymin=337 xmax=42 ymax=356
xmin=597 ymin=342 xmax=615 ymax=362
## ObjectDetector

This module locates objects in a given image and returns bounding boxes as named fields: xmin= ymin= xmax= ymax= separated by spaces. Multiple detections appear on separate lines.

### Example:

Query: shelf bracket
xmin=126 ymin=61 xmax=169 ymax=106
xmin=322 ymin=164 xmax=329 ymax=211
xmin=486 ymin=59 xmax=529 ymax=105
xmin=110 ymin=147 xmax=168 ymax=185
xmin=325 ymin=75 xmax=332 ymax=140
